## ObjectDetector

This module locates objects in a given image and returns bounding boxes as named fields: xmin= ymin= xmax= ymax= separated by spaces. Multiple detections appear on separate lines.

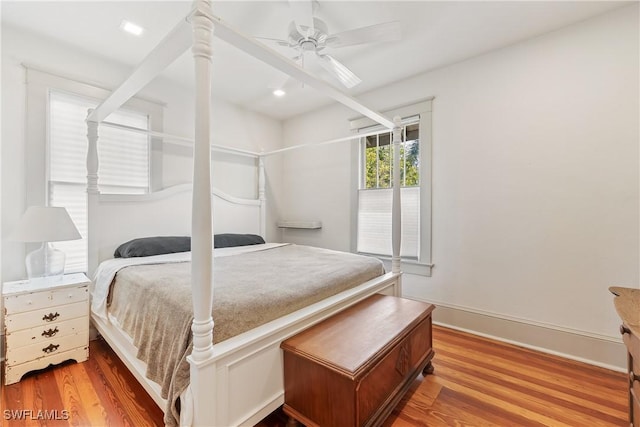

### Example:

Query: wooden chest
xmin=281 ymin=294 xmax=435 ymax=427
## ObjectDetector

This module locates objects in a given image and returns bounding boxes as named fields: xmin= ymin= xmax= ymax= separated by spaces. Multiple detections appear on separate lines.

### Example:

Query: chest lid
xmin=281 ymin=294 xmax=433 ymax=378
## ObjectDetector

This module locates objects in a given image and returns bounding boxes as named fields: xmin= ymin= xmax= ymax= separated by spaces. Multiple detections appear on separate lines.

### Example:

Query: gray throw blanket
xmin=107 ymin=244 xmax=384 ymax=426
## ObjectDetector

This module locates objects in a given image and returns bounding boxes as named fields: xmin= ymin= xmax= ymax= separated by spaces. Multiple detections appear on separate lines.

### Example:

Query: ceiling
xmin=1 ymin=1 xmax=631 ymax=120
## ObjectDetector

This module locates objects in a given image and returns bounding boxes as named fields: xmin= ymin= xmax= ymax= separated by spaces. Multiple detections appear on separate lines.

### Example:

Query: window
xmin=358 ymin=120 xmax=421 ymax=258
xmin=351 ymin=100 xmax=432 ymax=276
xmin=48 ymin=90 xmax=150 ymax=273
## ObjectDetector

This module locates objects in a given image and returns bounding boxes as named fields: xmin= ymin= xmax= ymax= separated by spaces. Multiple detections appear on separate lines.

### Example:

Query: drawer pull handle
xmin=42 ymin=327 xmax=59 ymax=338
xmin=631 ymin=371 xmax=640 ymax=383
xmin=42 ymin=312 xmax=60 ymax=322
xmin=42 ymin=343 xmax=60 ymax=354
xmin=620 ymin=325 xmax=631 ymax=335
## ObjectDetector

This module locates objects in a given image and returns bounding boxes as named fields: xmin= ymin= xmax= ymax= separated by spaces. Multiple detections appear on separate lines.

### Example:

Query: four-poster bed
xmin=85 ymin=1 xmax=411 ymax=425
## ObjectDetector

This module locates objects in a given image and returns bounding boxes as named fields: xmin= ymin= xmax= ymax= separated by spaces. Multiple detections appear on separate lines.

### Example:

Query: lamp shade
xmin=9 ymin=206 xmax=81 ymax=243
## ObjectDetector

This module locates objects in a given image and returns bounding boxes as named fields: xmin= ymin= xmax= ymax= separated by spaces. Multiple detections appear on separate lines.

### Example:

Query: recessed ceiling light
xmin=120 ymin=20 xmax=144 ymax=36
xmin=273 ymin=89 xmax=286 ymax=97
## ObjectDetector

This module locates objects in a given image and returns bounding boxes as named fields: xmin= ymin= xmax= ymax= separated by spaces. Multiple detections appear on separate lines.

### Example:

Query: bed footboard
xmin=94 ymin=271 xmax=399 ymax=426
xmin=190 ymin=272 xmax=400 ymax=426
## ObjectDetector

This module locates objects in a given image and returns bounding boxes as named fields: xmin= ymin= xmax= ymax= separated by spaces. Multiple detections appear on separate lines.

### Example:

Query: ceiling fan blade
xmin=255 ymin=36 xmax=292 ymax=47
xmin=317 ymin=54 xmax=362 ymax=88
xmin=326 ymin=21 xmax=401 ymax=48
xmin=288 ymin=0 xmax=315 ymax=36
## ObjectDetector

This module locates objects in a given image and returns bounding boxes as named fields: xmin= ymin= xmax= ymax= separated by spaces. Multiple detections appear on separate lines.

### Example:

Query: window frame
xmin=350 ymin=99 xmax=433 ymax=277
xmin=47 ymin=89 xmax=154 ymax=273
xmin=25 ymin=67 xmax=164 ymax=274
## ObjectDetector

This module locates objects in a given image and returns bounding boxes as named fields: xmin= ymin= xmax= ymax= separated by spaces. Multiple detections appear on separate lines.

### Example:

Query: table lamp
xmin=10 ymin=206 xmax=82 ymax=281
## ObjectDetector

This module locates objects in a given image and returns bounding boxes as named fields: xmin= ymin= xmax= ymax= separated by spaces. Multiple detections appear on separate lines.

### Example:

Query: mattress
xmin=91 ymin=243 xmax=385 ymax=425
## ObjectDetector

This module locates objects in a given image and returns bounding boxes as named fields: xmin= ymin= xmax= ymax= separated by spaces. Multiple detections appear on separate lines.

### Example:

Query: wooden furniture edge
xmin=280 ymin=302 xmax=434 ymax=379
xmin=281 ymin=295 xmax=435 ymax=427
xmin=610 ymin=286 xmax=640 ymax=337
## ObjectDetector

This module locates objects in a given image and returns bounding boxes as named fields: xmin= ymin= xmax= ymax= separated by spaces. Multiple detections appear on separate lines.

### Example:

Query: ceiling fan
xmin=257 ymin=0 xmax=402 ymax=89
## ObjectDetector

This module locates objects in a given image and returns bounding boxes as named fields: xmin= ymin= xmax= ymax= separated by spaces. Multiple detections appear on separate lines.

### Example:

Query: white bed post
xmin=391 ymin=116 xmax=402 ymax=279
xmin=86 ymin=114 xmax=100 ymax=276
xmin=188 ymin=1 xmax=216 ymax=425
xmin=258 ymin=155 xmax=267 ymax=238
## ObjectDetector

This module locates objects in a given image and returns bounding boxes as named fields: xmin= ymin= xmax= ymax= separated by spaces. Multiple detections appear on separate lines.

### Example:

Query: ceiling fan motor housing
xmin=288 ymin=18 xmax=329 ymax=50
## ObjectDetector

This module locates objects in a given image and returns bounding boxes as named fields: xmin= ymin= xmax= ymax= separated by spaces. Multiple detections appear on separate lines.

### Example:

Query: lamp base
xmin=26 ymin=242 xmax=65 ymax=282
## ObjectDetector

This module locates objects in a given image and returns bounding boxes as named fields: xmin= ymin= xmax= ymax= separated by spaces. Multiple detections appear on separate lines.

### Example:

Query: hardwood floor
xmin=1 ymin=326 xmax=627 ymax=426
xmin=1 ymin=338 xmax=164 ymax=427
xmin=385 ymin=327 xmax=627 ymax=427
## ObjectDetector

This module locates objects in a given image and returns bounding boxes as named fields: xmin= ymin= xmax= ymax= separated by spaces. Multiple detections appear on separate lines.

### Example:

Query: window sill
xmin=359 ymin=253 xmax=433 ymax=277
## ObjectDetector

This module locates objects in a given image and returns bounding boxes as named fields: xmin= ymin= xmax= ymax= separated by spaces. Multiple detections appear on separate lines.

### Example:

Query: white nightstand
xmin=3 ymin=272 xmax=90 ymax=385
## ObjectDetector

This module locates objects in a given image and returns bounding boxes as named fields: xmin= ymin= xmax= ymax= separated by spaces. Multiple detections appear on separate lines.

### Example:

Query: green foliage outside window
xmin=364 ymin=124 xmax=419 ymax=189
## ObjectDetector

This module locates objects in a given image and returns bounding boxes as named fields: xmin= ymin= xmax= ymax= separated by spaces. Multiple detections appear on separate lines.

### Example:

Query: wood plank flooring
xmin=2 ymin=338 xmax=164 ymax=426
xmin=1 ymin=326 xmax=627 ymax=426
xmin=385 ymin=327 xmax=627 ymax=427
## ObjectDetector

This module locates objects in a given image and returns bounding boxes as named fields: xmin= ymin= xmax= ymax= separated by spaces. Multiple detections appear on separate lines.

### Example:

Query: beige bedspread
xmin=106 ymin=244 xmax=384 ymax=426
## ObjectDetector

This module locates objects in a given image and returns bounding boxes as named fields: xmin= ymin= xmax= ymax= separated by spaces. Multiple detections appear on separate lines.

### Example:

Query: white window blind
xmin=48 ymin=91 xmax=150 ymax=273
xmin=357 ymin=187 xmax=420 ymax=258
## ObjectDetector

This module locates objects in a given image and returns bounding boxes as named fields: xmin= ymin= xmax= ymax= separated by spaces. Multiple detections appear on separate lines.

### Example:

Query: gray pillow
xmin=114 ymin=236 xmax=191 ymax=258
xmin=114 ymin=234 xmax=265 ymax=258
xmin=214 ymin=233 xmax=265 ymax=248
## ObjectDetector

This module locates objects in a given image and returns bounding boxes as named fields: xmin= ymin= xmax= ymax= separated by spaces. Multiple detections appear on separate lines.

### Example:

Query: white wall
xmin=281 ymin=105 xmax=357 ymax=252
xmin=1 ymin=25 xmax=283 ymax=283
xmin=281 ymin=5 xmax=639 ymax=367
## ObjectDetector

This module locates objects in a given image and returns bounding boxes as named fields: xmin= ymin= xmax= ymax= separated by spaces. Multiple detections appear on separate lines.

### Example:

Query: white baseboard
xmin=416 ymin=298 xmax=626 ymax=372
xmin=2 ymin=305 xmax=626 ymax=372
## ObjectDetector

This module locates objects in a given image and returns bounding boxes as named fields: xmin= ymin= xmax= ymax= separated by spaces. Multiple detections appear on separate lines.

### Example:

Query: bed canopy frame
xmin=85 ymin=1 xmax=405 ymax=425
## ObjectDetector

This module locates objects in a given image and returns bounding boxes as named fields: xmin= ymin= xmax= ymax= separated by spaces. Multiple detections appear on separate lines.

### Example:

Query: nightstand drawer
xmin=4 ymin=285 xmax=88 ymax=315
xmin=5 ymin=347 xmax=88 ymax=385
xmin=6 ymin=316 xmax=88 ymax=348
xmin=6 ymin=330 xmax=89 ymax=365
xmin=5 ymin=300 xmax=88 ymax=332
